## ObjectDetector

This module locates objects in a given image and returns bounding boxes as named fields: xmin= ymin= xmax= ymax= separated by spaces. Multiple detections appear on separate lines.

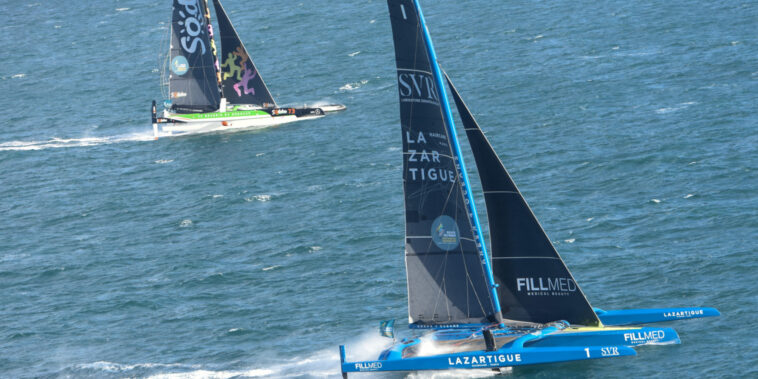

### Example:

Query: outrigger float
xmin=339 ymin=1 xmax=719 ymax=376
xmin=152 ymin=0 xmax=344 ymax=139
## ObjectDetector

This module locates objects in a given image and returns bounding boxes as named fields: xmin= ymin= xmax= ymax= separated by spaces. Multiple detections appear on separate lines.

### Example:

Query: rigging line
xmin=438 ymin=158 xmax=488 ymax=320
xmin=445 ymin=116 xmax=493 ymax=318
xmin=430 ymin=254 xmax=451 ymax=321
xmin=406 ymin=236 xmax=476 ymax=242
xmin=424 ymin=173 xmax=460 ymax=321
xmin=424 ymin=107 xmax=491 ymax=321
xmin=402 ymin=151 xmax=457 ymax=161
xmin=492 ymin=256 xmax=560 ymax=260
xmin=396 ymin=68 xmax=434 ymax=75
xmin=457 ymin=213 xmax=489 ymax=319
xmin=422 ymin=155 xmax=461 ymax=277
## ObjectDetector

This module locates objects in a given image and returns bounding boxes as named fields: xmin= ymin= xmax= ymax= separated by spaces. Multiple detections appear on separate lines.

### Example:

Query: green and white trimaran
xmin=152 ymin=0 xmax=345 ymax=138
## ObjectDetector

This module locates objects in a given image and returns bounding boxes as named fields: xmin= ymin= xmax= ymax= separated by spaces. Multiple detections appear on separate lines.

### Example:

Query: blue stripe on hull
xmin=527 ymin=327 xmax=680 ymax=348
xmin=341 ymin=345 xmax=635 ymax=373
xmin=595 ymin=307 xmax=720 ymax=326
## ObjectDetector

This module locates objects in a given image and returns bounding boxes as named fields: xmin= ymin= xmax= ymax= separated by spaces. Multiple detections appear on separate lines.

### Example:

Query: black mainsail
xmin=212 ymin=0 xmax=277 ymax=107
xmin=444 ymin=72 xmax=601 ymax=326
xmin=387 ymin=0 xmax=501 ymax=327
xmin=169 ymin=0 xmax=221 ymax=113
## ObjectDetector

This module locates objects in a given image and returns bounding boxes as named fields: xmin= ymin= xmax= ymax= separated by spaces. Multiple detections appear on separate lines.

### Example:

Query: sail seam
xmin=492 ymin=256 xmax=561 ymax=260
xmin=395 ymin=68 xmax=434 ymax=75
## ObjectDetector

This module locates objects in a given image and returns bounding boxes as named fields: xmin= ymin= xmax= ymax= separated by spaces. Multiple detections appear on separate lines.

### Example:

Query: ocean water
xmin=1 ymin=0 xmax=756 ymax=378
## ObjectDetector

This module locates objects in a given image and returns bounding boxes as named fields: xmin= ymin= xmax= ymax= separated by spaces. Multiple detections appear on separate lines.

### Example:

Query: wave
xmin=66 ymin=332 xmax=505 ymax=378
xmin=0 ymin=132 xmax=156 ymax=151
xmin=339 ymin=80 xmax=368 ymax=91
xmin=65 ymin=333 xmax=392 ymax=378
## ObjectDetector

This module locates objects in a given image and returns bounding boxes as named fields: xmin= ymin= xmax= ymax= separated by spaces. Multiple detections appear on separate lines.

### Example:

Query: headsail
xmin=169 ymin=0 xmax=221 ymax=113
xmin=444 ymin=72 xmax=601 ymax=326
xmin=212 ymin=0 xmax=277 ymax=107
xmin=387 ymin=0 xmax=501 ymax=327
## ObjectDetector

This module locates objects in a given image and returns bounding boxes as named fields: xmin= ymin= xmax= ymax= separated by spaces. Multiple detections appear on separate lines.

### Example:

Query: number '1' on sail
xmin=391 ymin=0 xmax=501 ymax=328
xmin=338 ymin=0 xmax=719 ymax=376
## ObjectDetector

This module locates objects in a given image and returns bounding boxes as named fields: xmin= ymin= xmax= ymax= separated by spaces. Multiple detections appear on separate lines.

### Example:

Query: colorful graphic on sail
xmin=212 ymin=0 xmax=276 ymax=107
xmin=444 ymin=72 xmax=601 ymax=326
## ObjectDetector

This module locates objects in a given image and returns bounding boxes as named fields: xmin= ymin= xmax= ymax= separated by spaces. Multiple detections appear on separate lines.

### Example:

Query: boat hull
xmin=154 ymin=107 xmax=325 ymax=138
xmin=341 ymin=343 xmax=635 ymax=375
xmin=339 ymin=306 xmax=719 ymax=377
xmin=317 ymin=103 xmax=347 ymax=113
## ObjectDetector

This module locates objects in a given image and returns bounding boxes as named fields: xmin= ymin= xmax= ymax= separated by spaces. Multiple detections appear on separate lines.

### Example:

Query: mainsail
xmin=444 ymin=72 xmax=601 ymax=326
xmin=387 ymin=0 xmax=501 ymax=327
xmin=169 ymin=0 xmax=221 ymax=113
xmin=212 ymin=0 xmax=277 ymax=107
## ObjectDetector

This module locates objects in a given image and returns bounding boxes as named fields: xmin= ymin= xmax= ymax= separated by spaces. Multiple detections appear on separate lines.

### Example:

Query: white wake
xmin=0 ymin=132 xmax=156 ymax=151
xmin=73 ymin=332 xmax=508 ymax=378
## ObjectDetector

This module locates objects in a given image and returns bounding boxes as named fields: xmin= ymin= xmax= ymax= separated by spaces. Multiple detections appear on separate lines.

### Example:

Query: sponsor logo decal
xmin=448 ymin=354 xmax=522 ymax=367
xmin=431 ymin=215 xmax=460 ymax=250
xmin=176 ymin=0 xmax=207 ymax=54
xmin=170 ymin=56 xmax=189 ymax=76
xmin=354 ymin=362 xmax=382 ymax=371
xmin=601 ymin=346 xmax=620 ymax=356
xmin=397 ymin=70 xmax=440 ymax=105
xmin=516 ymin=277 xmax=577 ymax=296
xmin=623 ymin=330 xmax=665 ymax=344
xmin=663 ymin=309 xmax=704 ymax=318
xmin=404 ymin=131 xmax=456 ymax=183
xmin=170 ymin=91 xmax=188 ymax=99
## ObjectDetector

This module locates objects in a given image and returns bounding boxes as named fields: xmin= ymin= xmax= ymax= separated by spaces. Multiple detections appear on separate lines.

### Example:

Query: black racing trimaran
xmin=152 ymin=0 xmax=345 ymax=138
xmin=339 ymin=0 xmax=719 ymax=376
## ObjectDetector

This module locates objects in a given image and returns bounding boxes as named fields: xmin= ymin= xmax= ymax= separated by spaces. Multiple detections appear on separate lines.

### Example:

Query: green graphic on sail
xmin=212 ymin=0 xmax=276 ymax=107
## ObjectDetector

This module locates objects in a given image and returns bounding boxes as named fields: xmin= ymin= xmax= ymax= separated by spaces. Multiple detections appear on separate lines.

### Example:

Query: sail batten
xmin=388 ymin=0 xmax=500 ymax=328
xmin=444 ymin=72 xmax=601 ymax=326
xmin=168 ymin=0 xmax=222 ymax=113
xmin=212 ymin=0 xmax=276 ymax=107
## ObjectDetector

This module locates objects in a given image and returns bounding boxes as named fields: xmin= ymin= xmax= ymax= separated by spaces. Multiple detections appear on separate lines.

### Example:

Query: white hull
xmin=155 ymin=113 xmax=319 ymax=138
xmin=317 ymin=104 xmax=347 ymax=113
xmin=150 ymin=100 xmax=343 ymax=139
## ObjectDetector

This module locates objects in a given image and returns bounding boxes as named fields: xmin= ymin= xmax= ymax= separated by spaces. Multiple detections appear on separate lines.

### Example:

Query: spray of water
xmin=0 ymin=132 xmax=156 ymax=151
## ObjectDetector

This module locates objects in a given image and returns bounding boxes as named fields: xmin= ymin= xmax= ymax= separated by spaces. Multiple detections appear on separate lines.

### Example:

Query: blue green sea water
xmin=1 ymin=0 xmax=756 ymax=377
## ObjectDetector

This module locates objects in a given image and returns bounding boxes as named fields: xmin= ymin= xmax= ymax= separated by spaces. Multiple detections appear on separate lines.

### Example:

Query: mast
xmin=387 ymin=0 xmax=501 ymax=328
xmin=444 ymin=72 xmax=601 ymax=326
xmin=413 ymin=0 xmax=503 ymax=322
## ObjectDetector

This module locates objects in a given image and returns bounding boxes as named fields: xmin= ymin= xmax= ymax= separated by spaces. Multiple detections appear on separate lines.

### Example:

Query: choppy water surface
xmin=1 ymin=0 xmax=756 ymax=378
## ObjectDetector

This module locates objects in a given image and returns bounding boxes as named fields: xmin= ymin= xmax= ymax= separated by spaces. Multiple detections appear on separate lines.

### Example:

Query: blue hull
xmin=341 ymin=344 xmax=636 ymax=374
xmin=595 ymin=307 xmax=721 ymax=326
xmin=339 ymin=307 xmax=719 ymax=376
